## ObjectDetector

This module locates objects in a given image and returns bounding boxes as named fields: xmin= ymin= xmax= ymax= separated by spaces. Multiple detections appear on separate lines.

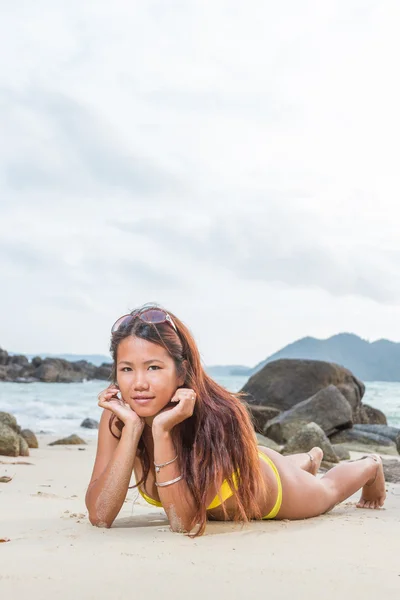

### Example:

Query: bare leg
xmin=318 ymin=454 xmax=385 ymax=511
xmin=275 ymin=453 xmax=386 ymax=520
xmin=285 ymin=447 xmax=323 ymax=476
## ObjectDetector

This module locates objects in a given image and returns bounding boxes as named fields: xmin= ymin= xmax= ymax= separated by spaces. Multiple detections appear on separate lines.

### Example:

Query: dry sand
xmin=1 ymin=435 xmax=400 ymax=600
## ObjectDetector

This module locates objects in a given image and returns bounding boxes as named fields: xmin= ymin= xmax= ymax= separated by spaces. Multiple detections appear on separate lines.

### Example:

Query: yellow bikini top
xmin=137 ymin=450 xmax=282 ymax=519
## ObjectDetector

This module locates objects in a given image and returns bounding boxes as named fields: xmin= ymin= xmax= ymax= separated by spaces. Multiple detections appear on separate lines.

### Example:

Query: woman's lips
xmin=132 ymin=396 xmax=155 ymax=405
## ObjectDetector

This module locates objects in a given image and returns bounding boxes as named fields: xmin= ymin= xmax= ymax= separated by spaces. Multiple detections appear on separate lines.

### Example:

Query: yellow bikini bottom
xmin=137 ymin=450 xmax=283 ymax=520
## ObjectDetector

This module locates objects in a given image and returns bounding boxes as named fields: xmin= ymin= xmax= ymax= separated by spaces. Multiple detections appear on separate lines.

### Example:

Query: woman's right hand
xmin=97 ymin=385 xmax=144 ymax=433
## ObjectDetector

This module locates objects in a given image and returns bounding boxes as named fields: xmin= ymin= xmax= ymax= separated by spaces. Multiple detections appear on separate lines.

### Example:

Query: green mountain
xmin=251 ymin=333 xmax=400 ymax=381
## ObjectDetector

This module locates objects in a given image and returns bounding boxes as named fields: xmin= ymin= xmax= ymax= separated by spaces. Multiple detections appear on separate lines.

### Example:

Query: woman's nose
xmin=132 ymin=374 xmax=149 ymax=390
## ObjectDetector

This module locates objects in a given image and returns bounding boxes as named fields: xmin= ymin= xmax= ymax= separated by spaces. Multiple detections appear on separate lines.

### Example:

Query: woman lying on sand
xmin=85 ymin=305 xmax=386 ymax=536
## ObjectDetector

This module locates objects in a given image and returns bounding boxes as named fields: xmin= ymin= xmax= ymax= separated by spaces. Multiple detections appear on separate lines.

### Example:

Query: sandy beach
xmin=1 ymin=435 xmax=399 ymax=600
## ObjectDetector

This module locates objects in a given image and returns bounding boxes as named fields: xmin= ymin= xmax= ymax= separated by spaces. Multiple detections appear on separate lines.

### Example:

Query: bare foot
xmin=356 ymin=454 xmax=386 ymax=509
xmin=308 ymin=447 xmax=323 ymax=476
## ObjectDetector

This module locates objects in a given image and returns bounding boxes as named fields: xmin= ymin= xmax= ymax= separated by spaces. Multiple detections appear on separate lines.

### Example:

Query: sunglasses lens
xmin=140 ymin=309 xmax=168 ymax=324
xmin=111 ymin=315 xmax=133 ymax=333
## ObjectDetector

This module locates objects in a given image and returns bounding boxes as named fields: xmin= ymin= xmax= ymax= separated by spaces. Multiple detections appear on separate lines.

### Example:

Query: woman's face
xmin=116 ymin=336 xmax=184 ymax=417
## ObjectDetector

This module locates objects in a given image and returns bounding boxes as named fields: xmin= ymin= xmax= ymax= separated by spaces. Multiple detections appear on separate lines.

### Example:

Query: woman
xmin=85 ymin=305 xmax=386 ymax=536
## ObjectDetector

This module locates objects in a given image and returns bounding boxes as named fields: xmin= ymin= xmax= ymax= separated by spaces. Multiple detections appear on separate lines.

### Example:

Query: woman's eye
xmin=121 ymin=367 xmax=132 ymax=372
xmin=148 ymin=365 xmax=160 ymax=371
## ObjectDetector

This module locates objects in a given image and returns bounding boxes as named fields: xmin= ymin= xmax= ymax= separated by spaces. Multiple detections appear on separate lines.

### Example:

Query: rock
xmin=0 ymin=423 xmax=20 ymax=457
xmin=0 ymin=348 xmax=112 ymax=383
xmin=353 ymin=424 xmax=400 ymax=452
xmin=80 ymin=418 xmax=99 ymax=430
xmin=255 ymin=433 xmax=282 ymax=453
xmin=19 ymin=436 xmax=30 ymax=456
xmin=282 ymin=422 xmax=339 ymax=463
xmin=31 ymin=356 xmax=43 ymax=368
xmin=241 ymin=359 xmax=365 ymax=422
xmin=332 ymin=444 xmax=351 ymax=461
xmin=0 ymin=412 xmax=20 ymax=433
xmin=247 ymin=405 xmax=280 ymax=433
xmin=21 ymin=429 xmax=39 ymax=449
xmin=360 ymin=404 xmax=387 ymax=425
xmin=8 ymin=354 xmax=30 ymax=367
xmin=382 ymin=458 xmax=400 ymax=483
xmin=94 ymin=363 xmax=113 ymax=380
xmin=264 ymin=385 xmax=353 ymax=444
xmin=330 ymin=429 xmax=398 ymax=455
xmin=0 ymin=348 xmax=9 ymax=365
xmin=48 ymin=434 xmax=87 ymax=446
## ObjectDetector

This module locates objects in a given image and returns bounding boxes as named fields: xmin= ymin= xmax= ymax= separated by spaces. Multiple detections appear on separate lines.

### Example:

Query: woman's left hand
xmin=152 ymin=388 xmax=196 ymax=433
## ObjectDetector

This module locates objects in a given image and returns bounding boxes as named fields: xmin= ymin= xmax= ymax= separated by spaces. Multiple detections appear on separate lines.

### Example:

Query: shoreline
xmin=1 ymin=435 xmax=400 ymax=599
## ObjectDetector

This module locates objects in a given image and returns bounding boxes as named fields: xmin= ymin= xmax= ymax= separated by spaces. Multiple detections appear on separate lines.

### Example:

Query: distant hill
xmin=251 ymin=333 xmax=400 ymax=381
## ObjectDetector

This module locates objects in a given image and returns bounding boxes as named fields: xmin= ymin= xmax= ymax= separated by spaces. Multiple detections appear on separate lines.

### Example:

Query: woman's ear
xmin=177 ymin=360 xmax=188 ymax=387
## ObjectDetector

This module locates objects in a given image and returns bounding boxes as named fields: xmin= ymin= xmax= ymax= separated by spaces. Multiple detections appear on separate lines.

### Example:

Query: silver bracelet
xmin=154 ymin=455 xmax=178 ymax=473
xmin=155 ymin=474 xmax=183 ymax=488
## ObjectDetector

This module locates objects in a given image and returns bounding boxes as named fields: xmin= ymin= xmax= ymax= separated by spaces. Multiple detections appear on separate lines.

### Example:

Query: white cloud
xmin=1 ymin=1 xmax=400 ymax=365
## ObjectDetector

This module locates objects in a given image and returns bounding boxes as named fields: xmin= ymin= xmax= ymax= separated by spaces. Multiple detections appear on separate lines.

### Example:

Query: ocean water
xmin=0 ymin=376 xmax=399 ymax=437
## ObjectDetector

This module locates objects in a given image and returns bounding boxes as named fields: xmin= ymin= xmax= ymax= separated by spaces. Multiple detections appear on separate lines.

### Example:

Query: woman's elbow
xmin=88 ymin=511 xmax=113 ymax=528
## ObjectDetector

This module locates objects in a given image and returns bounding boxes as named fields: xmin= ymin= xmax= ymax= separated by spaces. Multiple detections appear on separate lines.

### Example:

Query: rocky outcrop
xmin=241 ymin=359 xmax=365 ymax=422
xmin=352 ymin=424 xmax=400 ymax=453
xmin=330 ymin=429 xmax=398 ymax=455
xmin=0 ymin=347 xmax=112 ymax=383
xmin=282 ymin=422 xmax=339 ymax=463
xmin=264 ymin=385 xmax=353 ymax=444
xmin=0 ymin=412 xmax=32 ymax=457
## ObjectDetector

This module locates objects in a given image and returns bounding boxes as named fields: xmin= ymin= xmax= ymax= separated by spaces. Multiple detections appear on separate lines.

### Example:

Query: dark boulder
xmin=241 ymin=359 xmax=365 ymax=422
xmin=264 ymin=385 xmax=353 ymax=444
xmin=246 ymin=405 xmax=280 ymax=433
xmin=81 ymin=418 xmax=99 ymax=430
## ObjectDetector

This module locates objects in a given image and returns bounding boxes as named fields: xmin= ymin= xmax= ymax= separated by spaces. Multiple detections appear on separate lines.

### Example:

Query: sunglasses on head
xmin=111 ymin=308 xmax=178 ymax=334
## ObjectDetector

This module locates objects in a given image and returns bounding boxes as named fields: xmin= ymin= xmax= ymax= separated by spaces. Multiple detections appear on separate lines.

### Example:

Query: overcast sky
xmin=1 ymin=1 xmax=400 ymax=367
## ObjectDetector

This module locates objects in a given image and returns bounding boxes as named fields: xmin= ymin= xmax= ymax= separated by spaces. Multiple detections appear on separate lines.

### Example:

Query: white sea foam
xmin=0 ymin=377 xmax=399 ymax=435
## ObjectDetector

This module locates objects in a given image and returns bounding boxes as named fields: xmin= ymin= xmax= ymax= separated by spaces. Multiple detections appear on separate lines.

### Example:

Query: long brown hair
xmin=109 ymin=303 xmax=266 ymax=536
